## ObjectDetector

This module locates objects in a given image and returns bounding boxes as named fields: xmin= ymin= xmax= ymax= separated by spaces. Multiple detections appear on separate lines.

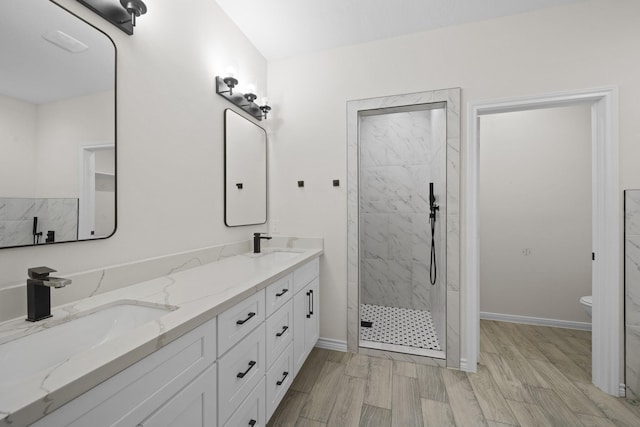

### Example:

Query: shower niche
xmin=347 ymin=89 xmax=461 ymax=367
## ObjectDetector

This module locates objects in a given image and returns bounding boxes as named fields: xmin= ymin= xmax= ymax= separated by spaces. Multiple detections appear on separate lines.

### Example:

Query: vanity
xmin=0 ymin=244 xmax=322 ymax=427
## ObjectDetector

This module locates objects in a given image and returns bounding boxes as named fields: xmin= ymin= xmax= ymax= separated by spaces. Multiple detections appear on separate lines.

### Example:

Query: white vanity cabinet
xmin=137 ymin=363 xmax=217 ymax=426
xmin=32 ymin=318 xmax=217 ymax=427
xmin=217 ymin=323 xmax=266 ymax=424
xmin=264 ymin=277 xmax=294 ymax=419
xmin=218 ymin=257 xmax=320 ymax=424
xmin=293 ymin=258 xmax=320 ymax=375
xmin=29 ymin=255 xmax=320 ymax=427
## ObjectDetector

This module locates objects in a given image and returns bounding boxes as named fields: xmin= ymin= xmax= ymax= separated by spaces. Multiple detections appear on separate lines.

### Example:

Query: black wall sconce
xmin=76 ymin=0 xmax=147 ymax=35
xmin=216 ymin=75 xmax=271 ymax=121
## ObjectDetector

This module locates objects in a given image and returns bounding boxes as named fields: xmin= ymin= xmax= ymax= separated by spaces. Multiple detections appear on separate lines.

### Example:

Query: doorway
xmin=79 ymin=144 xmax=115 ymax=240
xmin=479 ymin=105 xmax=592 ymax=327
xmin=346 ymin=88 xmax=462 ymax=368
xmin=465 ymin=87 xmax=621 ymax=396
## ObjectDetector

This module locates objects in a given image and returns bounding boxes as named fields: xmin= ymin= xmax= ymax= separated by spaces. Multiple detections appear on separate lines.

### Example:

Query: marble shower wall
xmin=625 ymin=190 xmax=640 ymax=399
xmin=359 ymin=108 xmax=447 ymax=335
xmin=347 ymin=88 xmax=461 ymax=368
xmin=0 ymin=198 xmax=78 ymax=247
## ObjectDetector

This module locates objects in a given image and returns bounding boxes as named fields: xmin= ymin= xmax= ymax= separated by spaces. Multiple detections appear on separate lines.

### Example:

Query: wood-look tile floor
xmin=268 ymin=320 xmax=640 ymax=426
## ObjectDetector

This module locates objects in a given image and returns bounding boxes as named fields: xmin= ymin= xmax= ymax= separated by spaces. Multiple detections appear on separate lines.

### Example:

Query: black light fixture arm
xmin=221 ymin=77 xmax=238 ymax=95
xmin=120 ymin=0 xmax=147 ymax=26
xmin=76 ymin=0 xmax=147 ymax=35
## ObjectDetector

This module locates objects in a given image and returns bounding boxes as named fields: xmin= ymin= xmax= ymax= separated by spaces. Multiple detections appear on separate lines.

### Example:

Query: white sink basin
xmin=256 ymin=251 xmax=302 ymax=262
xmin=245 ymin=249 xmax=303 ymax=262
xmin=0 ymin=302 xmax=174 ymax=387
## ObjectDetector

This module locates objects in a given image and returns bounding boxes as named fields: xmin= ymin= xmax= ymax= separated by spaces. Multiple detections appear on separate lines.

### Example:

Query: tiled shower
xmin=0 ymin=198 xmax=78 ymax=247
xmin=625 ymin=190 xmax=640 ymax=399
xmin=358 ymin=105 xmax=447 ymax=358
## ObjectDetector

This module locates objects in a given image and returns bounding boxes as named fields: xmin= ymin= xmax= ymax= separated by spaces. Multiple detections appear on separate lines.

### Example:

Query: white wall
xmin=0 ymin=90 xmax=113 ymax=200
xmin=267 ymin=0 xmax=640 ymax=344
xmin=0 ymin=0 xmax=267 ymax=288
xmin=479 ymin=105 xmax=592 ymax=323
xmin=0 ymin=95 xmax=37 ymax=196
xmin=34 ymin=91 xmax=115 ymax=198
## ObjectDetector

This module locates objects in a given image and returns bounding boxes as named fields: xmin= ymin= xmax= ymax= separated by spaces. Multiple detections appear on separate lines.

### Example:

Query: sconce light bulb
xmin=244 ymin=92 xmax=258 ymax=104
xmin=260 ymin=104 xmax=272 ymax=119
xmin=222 ymin=67 xmax=238 ymax=95
xmin=120 ymin=0 xmax=147 ymax=26
xmin=246 ymin=84 xmax=256 ymax=96
xmin=261 ymin=97 xmax=269 ymax=106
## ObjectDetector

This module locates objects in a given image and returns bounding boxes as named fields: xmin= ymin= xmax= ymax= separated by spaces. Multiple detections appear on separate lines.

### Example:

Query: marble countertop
xmin=0 ymin=246 xmax=323 ymax=426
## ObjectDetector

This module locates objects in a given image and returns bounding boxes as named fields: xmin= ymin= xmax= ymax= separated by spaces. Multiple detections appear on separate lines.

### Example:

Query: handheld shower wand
xmin=32 ymin=217 xmax=42 ymax=245
xmin=429 ymin=183 xmax=439 ymax=285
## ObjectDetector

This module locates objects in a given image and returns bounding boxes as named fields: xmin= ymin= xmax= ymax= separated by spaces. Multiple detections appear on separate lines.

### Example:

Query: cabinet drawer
xmin=265 ymin=300 xmax=293 ymax=369
xmin=266 ymin=343 xmax=294 ymax=421
xmin=265 ymin=273 xmax=293 ymax=317
xmin=218 ymin=290 xmax=265 ymax=356
xmin=223 ymin=377 xmax=266 ymax=427
xmin=293 ymin=257 xmax=319 ymax=294
xmin=218 ymin=323 xmax=266 ymax=425
xmin=138 ymin=363 xmax=216 ymax=427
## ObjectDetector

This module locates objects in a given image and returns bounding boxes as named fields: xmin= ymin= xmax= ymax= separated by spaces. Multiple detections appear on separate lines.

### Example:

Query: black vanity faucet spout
xmin=253 ymin=232 xmax=272 ymax=254
xmin=26 ymin=266 xmax=71 ymax=322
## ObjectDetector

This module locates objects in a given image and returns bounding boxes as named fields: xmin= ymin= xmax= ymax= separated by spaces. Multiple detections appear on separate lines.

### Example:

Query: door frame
xmin=464 ymin=87 xmax=621 ymax=396
xmin=78 ymin=143 xmax=114 ymax=240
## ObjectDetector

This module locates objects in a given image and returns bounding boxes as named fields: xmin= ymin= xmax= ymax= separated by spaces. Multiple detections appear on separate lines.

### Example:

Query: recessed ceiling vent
xmin=42 ymin=30 xmax=89 ymax=53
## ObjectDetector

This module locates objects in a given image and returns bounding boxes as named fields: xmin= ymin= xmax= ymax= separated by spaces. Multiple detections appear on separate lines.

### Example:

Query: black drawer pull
xmin=276 ymin=325 xmax=289 ymax=337
xmin=236 ymin=312 xmax=256 ymax=325
xmin=249 ymin=420 xmax=257 ymax=427
xmin=310 ymin=289 xmax=314 ymax=315
xmin=306 ymin=290 xmax=311 ymax=318
xmin=275 ymin=288 xmax=288 ymax=297
xmin=237 ymin=360 xmax=256 ymax=378
xmin=276 ymin=371 xmax=289 ymax=386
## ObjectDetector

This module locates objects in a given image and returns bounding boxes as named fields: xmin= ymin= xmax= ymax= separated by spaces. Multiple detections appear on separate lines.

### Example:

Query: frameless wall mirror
xmin=0 ymin=0 xmax=116 ymax=249
xmin=224 ymin=109 xmax=267 ymax=227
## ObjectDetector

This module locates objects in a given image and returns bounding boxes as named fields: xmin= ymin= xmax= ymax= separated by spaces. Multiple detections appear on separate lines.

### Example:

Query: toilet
xmin=579 ymin=295 xmax=592 ymax=318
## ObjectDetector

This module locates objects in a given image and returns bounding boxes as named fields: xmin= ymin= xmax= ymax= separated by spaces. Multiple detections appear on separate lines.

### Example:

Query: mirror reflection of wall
xmin=0 ymin=0 xmax=116 ymax=248
xmin=224 ymin=109 xmax=267 ymax=227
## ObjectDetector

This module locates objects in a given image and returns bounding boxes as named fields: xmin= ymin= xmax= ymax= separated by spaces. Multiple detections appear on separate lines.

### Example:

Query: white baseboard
xmin=480 ymin=311 xmax=592 ymax=331
xmin=459 ymin=358 xmax=468 ymax=371
xmin=315 ymin=337 xmax=348 ymax=352
xmin=620 ymin=383 xmax=627 ymax=397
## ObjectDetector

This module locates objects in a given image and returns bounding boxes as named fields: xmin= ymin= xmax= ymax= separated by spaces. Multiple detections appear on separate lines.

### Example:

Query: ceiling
xmin=0 ymin=0 xmax=114 ymax=104
xmin=215 ymin=0 xmax=586 ymax=60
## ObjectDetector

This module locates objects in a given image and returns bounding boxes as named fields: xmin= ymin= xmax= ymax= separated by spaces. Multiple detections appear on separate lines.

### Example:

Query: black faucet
xmin=253 ymin=232 xmax=272 ymax=254
xmin=26 ymin=266 xmax=71 ymax=322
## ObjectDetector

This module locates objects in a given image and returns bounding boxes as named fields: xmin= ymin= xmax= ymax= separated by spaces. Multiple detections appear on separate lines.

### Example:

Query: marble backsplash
xmin=0 ymin=198 xmax=78 ymax=247
xmin=0 ymin=236 xmax=322 ymax=324
xmin=625 ymin=190 xmax=640 ymax=399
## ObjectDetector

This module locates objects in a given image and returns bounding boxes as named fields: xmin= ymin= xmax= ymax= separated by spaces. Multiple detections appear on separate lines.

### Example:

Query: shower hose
xmin=430 ymin=212 xmax=437 ymax=285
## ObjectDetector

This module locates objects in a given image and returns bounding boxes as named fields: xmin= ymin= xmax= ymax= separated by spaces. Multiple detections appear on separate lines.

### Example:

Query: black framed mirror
xmin=224 ymin=109 xmax=267 ymax=227
xmin=0 ymin=0 xmax=116 ymax=249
